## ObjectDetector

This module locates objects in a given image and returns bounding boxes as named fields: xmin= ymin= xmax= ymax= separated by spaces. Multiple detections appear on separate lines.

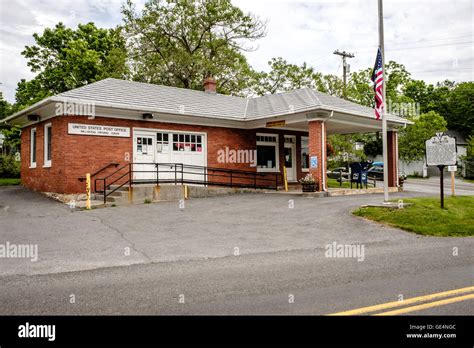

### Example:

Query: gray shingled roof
xmin=42 ymin=78 xmax=406 ymax=123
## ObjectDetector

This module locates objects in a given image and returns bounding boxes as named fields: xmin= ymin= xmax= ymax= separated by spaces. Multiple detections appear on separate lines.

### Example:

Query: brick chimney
xmin=203 ymin=77 xmax=217 ymax=94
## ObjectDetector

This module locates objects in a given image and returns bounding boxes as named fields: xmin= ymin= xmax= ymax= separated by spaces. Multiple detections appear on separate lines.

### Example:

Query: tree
xmin=398 ymin=111 xmax=447 ymax=162
xmin=403 ymin=80 xmax=473 ymax=137
xmin=363 ymin=133 xmax=383 ymax=158
xmin=445 ymin=82 xmax=474 ymax=137
xmin=0 ymin=92 xmax=13 ymax=119
xmin=17 ymin=22 xmax=128 ymax=109
xmin=0 ymin=93 xmax=20 ymax=154
xmin=384 ymin=60 xmax=412 ymax=102
xmin=122 ymin=0 xmax=266 ymax=95
xmin=248 ymin=57 xmax=324 ymax=95
xmin=347 ymin=68 xmax=374 ymax=107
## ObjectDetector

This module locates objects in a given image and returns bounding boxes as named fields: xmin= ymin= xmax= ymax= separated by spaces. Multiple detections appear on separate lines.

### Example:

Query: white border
xmin=43 ymin=123 xmax=52 ymax=167
xmin=284 ymin=135 xmax=297 ymax=181
xmin=132 ymin=127 xmax=208 ymax=167
xmin=301 ymin=136 xmax=309 ymax=172
xmin=29 ymin=128 xmax=37 ymax=168
xmin=256 ymin=132 xmax=279 ymax=173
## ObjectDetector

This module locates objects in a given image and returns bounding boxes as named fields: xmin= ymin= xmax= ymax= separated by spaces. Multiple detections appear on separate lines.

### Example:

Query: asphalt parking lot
xmin=1 ymin=181 xmax=473 ymax=315
xmin=0 ymin=180 xmax=472 ymax=277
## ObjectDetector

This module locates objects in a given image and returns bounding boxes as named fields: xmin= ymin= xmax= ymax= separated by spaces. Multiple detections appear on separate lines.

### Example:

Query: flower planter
xmin=302 ymin=183 xmax=318 ymax=192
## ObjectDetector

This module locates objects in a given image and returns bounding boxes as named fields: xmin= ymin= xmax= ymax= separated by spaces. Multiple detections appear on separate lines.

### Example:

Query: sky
xmin=0 ymin=0 xmax=472 ymax=103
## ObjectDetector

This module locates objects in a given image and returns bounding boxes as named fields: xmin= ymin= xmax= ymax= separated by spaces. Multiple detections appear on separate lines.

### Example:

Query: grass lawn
xmin=327 ymin=178 xmax=351 ymax=189
xmin=463 ymin=178 xmax=474 ymax=184
xmin=353 ymin=196 xmax=474 ymax=237
xmin=0 ymin=178 xmax=21 ymax=186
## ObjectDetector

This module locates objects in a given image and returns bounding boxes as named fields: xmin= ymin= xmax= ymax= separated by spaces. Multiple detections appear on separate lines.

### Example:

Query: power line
xmin=386 ymin=41 xmax=473 ymax=51
xmin=350 ymin=39 xmax=473 ymax=53
xmin=410 ymin=67 xmax=474 ymax=74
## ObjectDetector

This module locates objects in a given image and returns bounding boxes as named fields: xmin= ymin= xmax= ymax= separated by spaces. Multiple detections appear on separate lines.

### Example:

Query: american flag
xmin=371 ymin=47 xmax=384 ymax=120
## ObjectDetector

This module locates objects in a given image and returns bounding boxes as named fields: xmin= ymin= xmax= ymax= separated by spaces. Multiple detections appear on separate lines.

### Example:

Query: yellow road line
xmin=328 ymin=285 xmax=474 ymax=316
xmin=375 ymin=293 xmax=474 ymax=316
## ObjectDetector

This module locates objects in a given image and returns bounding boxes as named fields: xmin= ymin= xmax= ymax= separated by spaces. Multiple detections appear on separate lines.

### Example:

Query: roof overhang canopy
xmin=3 ymin=78 xmax=411 ymax=133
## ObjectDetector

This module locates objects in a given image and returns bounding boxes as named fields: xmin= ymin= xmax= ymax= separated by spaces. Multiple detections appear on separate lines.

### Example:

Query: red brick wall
xmin=20 ymin=117 xmax=67 ymax=193
xmin=308 ymin=120 xmax=326 ymax=191
xmin=20 ymin=115 xmax=309 ymax=193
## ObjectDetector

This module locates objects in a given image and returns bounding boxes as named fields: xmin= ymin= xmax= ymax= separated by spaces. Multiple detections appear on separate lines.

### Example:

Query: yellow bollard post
xmin=86 ymin=173 xmax=91 ymax=210
xmin=283 ymin=166 xmax=288 ymax=192
xmin=184 ymin=185 xmax=188 ymax=199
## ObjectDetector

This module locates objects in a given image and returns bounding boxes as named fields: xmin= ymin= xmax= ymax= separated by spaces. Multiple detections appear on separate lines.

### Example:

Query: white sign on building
xmin=425 ymin=133 xmax=457 ymax=166
xmin=68 ymin=123 xmax=130 ymax=138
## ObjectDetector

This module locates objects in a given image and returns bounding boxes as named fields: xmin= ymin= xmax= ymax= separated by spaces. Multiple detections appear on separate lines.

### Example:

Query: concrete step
xmin=100 ymin=184 xmax=185 ymax=205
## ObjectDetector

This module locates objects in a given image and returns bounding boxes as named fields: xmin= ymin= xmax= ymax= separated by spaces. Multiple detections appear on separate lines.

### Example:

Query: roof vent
xmin=203 ymin=77 xmax=217 ymax=94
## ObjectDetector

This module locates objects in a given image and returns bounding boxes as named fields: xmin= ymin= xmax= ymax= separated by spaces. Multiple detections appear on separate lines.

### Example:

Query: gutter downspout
xmin=321 ymin=111 xmax=334 ymax=192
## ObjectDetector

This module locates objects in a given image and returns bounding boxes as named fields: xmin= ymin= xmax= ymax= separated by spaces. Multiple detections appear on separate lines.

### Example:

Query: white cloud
xmin=0 ymin=0 xmax=472 ymax=103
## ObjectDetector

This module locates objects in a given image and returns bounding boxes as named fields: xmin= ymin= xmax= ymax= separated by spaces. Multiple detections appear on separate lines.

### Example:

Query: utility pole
xmin=333 ymin=50 xmax=355 ymax=99
xmin=378 ymin=0 xmax=389 ymax=203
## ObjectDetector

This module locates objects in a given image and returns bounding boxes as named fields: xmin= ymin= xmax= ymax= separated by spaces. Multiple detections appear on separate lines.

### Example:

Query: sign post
xmin=438 ymin=165 xmax=445 ymax=209
xmin=425 ymin=133 xmax=457 ymax=209
xmin=448 ymin=165 xmax=457 ymax=197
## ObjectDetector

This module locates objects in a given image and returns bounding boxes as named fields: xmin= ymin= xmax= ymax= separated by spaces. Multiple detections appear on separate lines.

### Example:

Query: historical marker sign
xmin=425 ymin=133 xmax=457 ymax=166
xmin=425 ymin=132 xmax=457 ymax=209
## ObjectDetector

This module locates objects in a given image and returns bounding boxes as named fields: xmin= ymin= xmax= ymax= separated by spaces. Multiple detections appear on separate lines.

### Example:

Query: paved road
xmin=403 ymin=177 xmax=474 ymax=196
xmin=0 ymin=184 xmax=473 ymax=315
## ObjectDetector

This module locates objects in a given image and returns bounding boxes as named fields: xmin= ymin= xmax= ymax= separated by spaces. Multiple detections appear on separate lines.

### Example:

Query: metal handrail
xmin=96 ymin=162 xmax=281 ymax=204
xmin=78 ymin=162 xmax=119 ymax=182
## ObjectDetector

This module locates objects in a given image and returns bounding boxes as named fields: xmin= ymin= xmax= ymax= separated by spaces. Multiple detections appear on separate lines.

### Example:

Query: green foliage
xmin=363 ymin=135 xmax=383 ymax=157
xmin=0 ymin=178 xmax=21 ymax=186
xmin=347 ymin=68 xmax=373 ymax=107
xmin=0 ymin=92 xmax=13 ymax=119
xmin=0 ymin=93 xmax=20 ymax=154
xmin=122 ymin=0 xmax=266 ymax=95
xmin=403 ymin=80 xmax=473 ymax=138
xmin=250 ymin=57 xmax=323 ymax=95
xmin=328 ymin=134 xmax=366 ymax=168
xmin=466 ymin=135 xmax=474 ymax=157
xmin=384 ymin=61 xmax=412 ymax=101
xmin=398 ymin=111 xmax=447 ymax=162
xmin=17 ymin=22 xmax=128 ymax=109
xmin=0 ymin=155 xmax=20 ymax=178
xmin=250 ymin=57 xmax=345 ymax=97
xmin=445 ymin=82 xmax=474 ymax=137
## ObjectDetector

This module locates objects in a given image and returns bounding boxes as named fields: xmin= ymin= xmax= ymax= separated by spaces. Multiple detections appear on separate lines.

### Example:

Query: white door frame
xmin=133 ymin=127 xmax=208 ymax=184
xmin=284 ymin=135 xmax=297 ymax=182
xmin=133 ymin=131 xmax=156 ymax=181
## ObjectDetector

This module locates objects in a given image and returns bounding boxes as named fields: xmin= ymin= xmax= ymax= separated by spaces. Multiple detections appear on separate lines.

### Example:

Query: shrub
xmin=0 ymin=155 xmax=20 ymax=178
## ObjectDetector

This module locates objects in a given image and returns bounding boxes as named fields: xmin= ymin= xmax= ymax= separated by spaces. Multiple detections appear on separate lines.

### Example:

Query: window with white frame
xmin=256 ymin=134 xmax=279 ymax=172
xmin=172 ymin=133 xmax=203 ymax=152
xmin=44 ymin=123 xmax=52 ymax=167
xmin=156 ymin=132 xmax=170 ymax=153
xmin=30 ymin=128 xmax=37 ymax=168
xmin=301 ymin=136 xmax=309 ymax=171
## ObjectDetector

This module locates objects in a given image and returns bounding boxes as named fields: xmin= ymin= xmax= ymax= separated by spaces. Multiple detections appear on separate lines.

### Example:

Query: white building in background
xmin=370 ymin=130 xmax=468 ymax=177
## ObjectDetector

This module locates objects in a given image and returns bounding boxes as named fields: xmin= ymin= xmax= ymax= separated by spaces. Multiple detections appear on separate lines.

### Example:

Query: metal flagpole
xmin=378 ymin=0 xmax=389 ymax=202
